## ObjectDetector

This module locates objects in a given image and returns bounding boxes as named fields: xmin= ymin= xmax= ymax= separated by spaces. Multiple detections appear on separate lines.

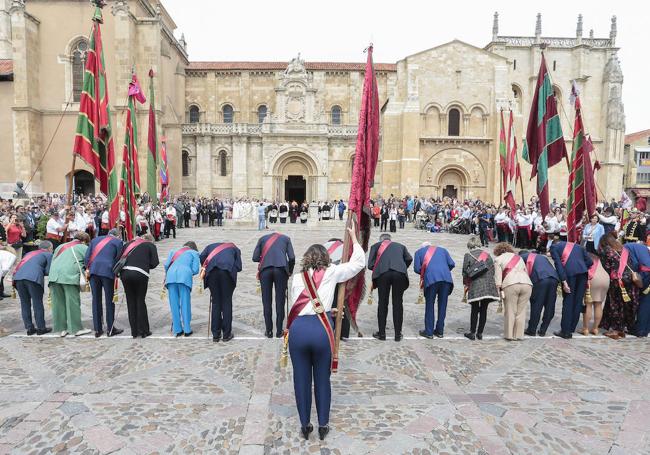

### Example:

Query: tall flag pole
xmin=147 ymin=69 xmax=158 ymax=204
xmin=504 ymin=110 xmax=521 ymax=212
xmin=522 ymin=52 xmax=568 ymax=217
xmin=567 ymin=82 xmax=599 ymax=241
xmin=332 ymin=45 xmax=380 ymax=373
xmin=159 ymin=136 xmax=169 ymax=202
xmin=119 ymin=72 xmax=146 ymax=240
xmin=498 ymin=109 xmax=508 ymax=199
xmin=71 ymin=1 xmax=118 ymax=225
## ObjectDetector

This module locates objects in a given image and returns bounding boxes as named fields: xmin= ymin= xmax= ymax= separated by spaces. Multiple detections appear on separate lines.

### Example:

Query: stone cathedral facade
xmin=0 ymin=1 xmax=626 ymax=204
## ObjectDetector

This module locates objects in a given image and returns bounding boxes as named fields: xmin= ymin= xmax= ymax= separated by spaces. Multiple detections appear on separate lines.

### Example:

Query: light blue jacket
xmin=164 ymin=248 xmax=200 ymax=289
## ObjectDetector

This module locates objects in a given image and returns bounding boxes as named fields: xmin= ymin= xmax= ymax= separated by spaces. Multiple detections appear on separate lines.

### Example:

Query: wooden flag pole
xmin=519 ymin=173 xmax=525 ymax=206
xmin=67 ymin=154 xmax=77 ymax=206
xmin=332 ymin=211 xmax=356 ymax=373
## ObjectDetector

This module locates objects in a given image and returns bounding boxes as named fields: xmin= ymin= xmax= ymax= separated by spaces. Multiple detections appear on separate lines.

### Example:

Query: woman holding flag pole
xmin=283 ymin=220 xmax=364 ymax=441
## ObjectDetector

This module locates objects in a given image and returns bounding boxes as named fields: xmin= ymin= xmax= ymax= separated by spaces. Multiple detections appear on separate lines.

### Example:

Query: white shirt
xmin=0 ymin=250 xmax=16 ymax=276
xmin=290 ymin=243 xmax=366 ymax=316
xmin=46 ymin=218 xmax=63 ymax=237
xmin=495 ymin=213 xmax=509 ymax=224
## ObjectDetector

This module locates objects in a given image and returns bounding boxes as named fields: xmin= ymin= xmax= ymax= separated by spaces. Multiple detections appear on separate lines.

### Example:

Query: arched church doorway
xmin=438 ymin=168 xmax=466 ymax=200
xmin=272 ymin=151 xmax=319 ymax=203
xmin=285 ymin=176 xmax=306 ymax=203
xmin=72 ymin=170 xmax=95 ymax=196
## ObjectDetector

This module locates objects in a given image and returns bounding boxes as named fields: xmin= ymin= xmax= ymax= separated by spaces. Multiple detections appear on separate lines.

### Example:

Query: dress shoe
xmin=394 ymin=333 xmax=403 ymax=342
xmin=265 ymin=331 xmax=273 ymax=339
xmin=60 ymin=330 xmax=68 ymax=337
xmin=26 ymin=328 xmax=37 ymax=336
xmin=524 ymin=330 xmax=536 ymax=337
xmin=223 ymin=333 xmax=234 ymax=342
xmin=94 ymin=330 xmax=104 ymax=338
xmin=372 ymin=332 xmax=386 ymax=341
xmin=553 ymin=331 xmax=572 ymax=339
xmin=36 ymin=327 xmax=52 ymax=336
xmin=464 ymin=332 xmax=475 ymax=341
xmin=433 ymin=331 xmax=444 ymax=338
xmin=213 ymin=336 xmax=221 ymax=343
xmin=1 ymin=293 xmax=10 ymax=298
xmin=184 ymin=331 xmax=193 ymax=337
xmin=141 ymin=332 xmax=152 ymax=339
xmin=318 ymin=425 xmax=330 ymax=441
xmin=418 ymin=330 xmax=433 ymax=339
xmin=537 ymin=331 xmax=546 ymax=337
xmin=174 ymin=332 xmax=183 ymax=337
xmin=476 ymin=333 xmax=483 ymax=340
xmin=300 ymin=423 xmax=313 ymax=440
xmin=108 ymin=328 xmax=124 ymax=337
xmin=276 ymin=332 xmax=283 ymax=338
xmin=75 ymin=329 xmax=91 ymax=336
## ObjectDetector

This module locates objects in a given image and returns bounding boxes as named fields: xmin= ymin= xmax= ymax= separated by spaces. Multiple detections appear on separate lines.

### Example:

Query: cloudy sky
xmin=162 ymin=0 xmax=649 ymax=133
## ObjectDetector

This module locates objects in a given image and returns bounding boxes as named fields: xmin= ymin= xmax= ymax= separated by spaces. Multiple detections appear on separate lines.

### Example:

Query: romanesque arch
xmin=419 ymin=148 xmax=486 ymax=199
xmin=270 ymin=148 xmax=321 ymax=202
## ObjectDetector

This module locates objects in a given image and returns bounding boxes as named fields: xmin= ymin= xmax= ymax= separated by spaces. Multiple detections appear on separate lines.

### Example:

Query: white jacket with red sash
xmin=289 ymin=243 xmax=365 ymax=316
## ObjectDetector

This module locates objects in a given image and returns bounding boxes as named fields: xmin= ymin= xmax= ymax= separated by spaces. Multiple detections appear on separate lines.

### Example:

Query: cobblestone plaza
xmin=0 ymin=222 xmax=649 ymax=454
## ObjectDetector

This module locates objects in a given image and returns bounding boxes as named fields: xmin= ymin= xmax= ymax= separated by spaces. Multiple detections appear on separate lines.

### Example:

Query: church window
xmin=257 ymin=105 xmax=268 ymax=123
xmin=182 ymin=150 xmax=190 ymax=176
xmin=448 ymin=108 xmax=460 ymax=136
xmin=331 ymin=105 xmax=342 ymax=125
xmin=553 ymin=60 xmax=557 ymax=71
xmin=513 ymin=59 xmax=517 ymax=70
xmin=71 ymin=38 xmax=89 ymax=102
xmin=222 ymin=104 xmax=234 ymax=123
xmin=188 ymin=105 xmax=200 ymax=123
xmin=219 ymin=150 xmax=228 ymax=176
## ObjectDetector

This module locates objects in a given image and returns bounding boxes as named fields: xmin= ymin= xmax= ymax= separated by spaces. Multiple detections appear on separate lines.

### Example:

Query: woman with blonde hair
xmin=493 ymin=242 xmax=532 ymax=341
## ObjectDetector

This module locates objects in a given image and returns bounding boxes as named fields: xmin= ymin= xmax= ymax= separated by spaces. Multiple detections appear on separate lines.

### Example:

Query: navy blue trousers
xmin=527 ymin=278 xmax=558 ymax=335
xmin=16 ymin=280 xmax=46 ymax=330
xmin=90 ymin=275 xmax=116 ymax=333
xmin=423 ymin=281 xmax=452 ymax=336
xmin=560 ymin=273 xmax=587 ymax=335
xmin=635 ymin=274 xmax=650 ymax=336
xmin=207 ymin=268 xmax=235 ymax=338
xmin=260 ymin=267 xmax=288 ymax=334
xmin=289 ymin=313 xmax=333 ymax=427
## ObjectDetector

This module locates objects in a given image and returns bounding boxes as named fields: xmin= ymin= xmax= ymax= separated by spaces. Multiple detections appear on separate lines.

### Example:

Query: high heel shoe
xmin=300 ymin=423 xmax=313 ymax=440
xmin=318 ymin=425 xmax=329 ymax=440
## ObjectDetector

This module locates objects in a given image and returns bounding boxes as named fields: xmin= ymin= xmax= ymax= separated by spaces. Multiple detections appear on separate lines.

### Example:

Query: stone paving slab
xmin=0 ymin=222 xmax=648 ymax=454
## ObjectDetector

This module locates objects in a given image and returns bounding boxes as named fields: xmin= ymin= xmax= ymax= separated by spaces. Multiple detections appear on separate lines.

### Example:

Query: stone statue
xmin=13 ymin=181 xmax=28 ymax=199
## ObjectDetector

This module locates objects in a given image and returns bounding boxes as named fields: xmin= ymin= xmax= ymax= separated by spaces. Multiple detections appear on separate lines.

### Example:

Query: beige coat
xmin=494 ymin=252 xmax=532 ymax=289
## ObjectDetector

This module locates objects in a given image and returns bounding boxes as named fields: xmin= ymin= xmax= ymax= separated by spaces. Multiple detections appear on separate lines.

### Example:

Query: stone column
xmin=0 ymin=0 xmax=11 ymax=59
xmin=399 ymin=64 xmax=421 ymax=196
xmin=232 ymin=136 xmax=248 ymax=197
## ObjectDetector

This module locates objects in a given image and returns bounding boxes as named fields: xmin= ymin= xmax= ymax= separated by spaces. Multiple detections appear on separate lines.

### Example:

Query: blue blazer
xmin=13 ymin=251 xmax=52 ymax=288
xmin=84 ymin=235 xmax=123 ymax=279
xmin=199 ymin=242 xmax=242 ymax=285
xmin=252 ymin=233 xmax=295 ymax=275
xmin=164 ymin=248 xmax=200 ymax=288
xmin=624 ymin=243 xmax=650 ymax=271
xmin=413 ymin=246 xmax=454 ymax=289
xmin=550 ymin=241 xmax=592 ymax=281
xmin=519 ymin=251 xmax=559 ymax=284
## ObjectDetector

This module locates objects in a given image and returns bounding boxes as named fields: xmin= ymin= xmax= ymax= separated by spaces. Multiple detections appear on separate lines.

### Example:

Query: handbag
xmin=467 ymin=251 xmax=488 ymax=279
xmin=70 ymin=246 xmax=87 ymax=289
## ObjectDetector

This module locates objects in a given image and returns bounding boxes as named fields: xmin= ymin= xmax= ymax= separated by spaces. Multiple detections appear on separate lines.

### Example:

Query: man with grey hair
xmin=13 ymin=241 xmax=54 ymax=335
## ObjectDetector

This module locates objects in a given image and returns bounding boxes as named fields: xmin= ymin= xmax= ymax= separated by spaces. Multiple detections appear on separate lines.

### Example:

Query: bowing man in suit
xmin=199 ymin=241 xmax=242 ymax=342
xmin=165 ymin=241 xmax=200 ymax=337
xmin=253 ymin=232 xmax=295 ymax=338
xmin=368 ymin=233 xmax=412 ymax=341
xmin=414 ymin=241 xmax=455 ymax=339
xmin=84 ymin=228 xmax=124 ymax=337
xmin=624 ymin=241 xmax=650 ymax=337
xmin=519 ymin=250 xmax=560 ymax=337
xmin=549 ymin=239 xmax=592 ymax=339
xmin=120 ymin=234 xmax=159 ymax=338
xmin=13 ymin=241 xmax=53 ymax=335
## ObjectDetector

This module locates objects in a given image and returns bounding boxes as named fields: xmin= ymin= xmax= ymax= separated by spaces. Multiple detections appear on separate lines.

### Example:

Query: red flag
xmin=583 ymin=134 xmax=599 ymax=217
xmin=159 ymin=136 xmax=169 ymax=202
xmin=344 ymin=46 xmax=380 ymax=324
xmin=504 ymin=110 xmax=520 ymax=212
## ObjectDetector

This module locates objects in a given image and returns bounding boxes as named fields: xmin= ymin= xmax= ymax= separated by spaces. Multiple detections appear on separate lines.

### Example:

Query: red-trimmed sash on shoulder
xmin=169 ymin=247 xmax=191 ymax=267
xmin=202 ymin=243 xmax=235 ymax=269
xmin=617 ymin=248 xmax=629 ymax=280
xmin=561 ymin=242 xmax=575 ymax=266
xmin=287 ymin=269 xmax=326 ymax=329
xmin=257 ymin=233 xmax=281 ymax=279
xmin=588 ymin=256 xmax=600 ymax=280
xmin=373 ymin=240 xmax=392 ymax=270
xmin=419 ymin=246 xmax=437 ymax=289
xmin=502 ymin=254 xmax=522 ymax=280
xmin=525 ymin=253 xmax=537 ymax=276
xmin=87 ymin=236 xmax=114 ymax=269
xmin=54 ymin=240 xmax=80 ymax=259
xmin=120 ymin=238 xmax=146 ymax=260
xmin=327 ymin=240 xmax=343 ymax=256
xmin=14 ymin=250 xmax=47 ymax=275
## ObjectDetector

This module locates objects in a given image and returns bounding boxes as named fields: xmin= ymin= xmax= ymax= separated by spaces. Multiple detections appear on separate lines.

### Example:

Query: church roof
xmin=625 ymin=129 xmax=650 ymax=145
xmin=187 ymin=61 xmax=396 ymax=72
xmin=0 ymin=59 xmax=13 ymax=77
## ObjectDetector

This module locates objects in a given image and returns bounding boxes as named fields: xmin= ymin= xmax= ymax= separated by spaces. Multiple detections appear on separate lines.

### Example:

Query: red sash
xmin=419 ymin=246 xmax=437 ymax=289
xmin=257 ymin=233 xmax=281 ymax=279
xmin=373 ymin=240 xmax=392 ymax=270
xmin=327 ymin=240 xmax=343 ymax=256
xmin=502 ymin=254 xmax=522 ymax=280
xmin=617 ymin=248 xmax=629 ymax=280
xmin=87 ymin=236 xmax=114 ymax=269
xmin=119 ymin=238 xmax=146 ymax=260
xmin=525 ymin=253 xmax=537 ymax=276
xmin=287 ymin=269 xmax=326 ymax=328
xmin=561 ymin=242 xmax=575 ymax=266
xmin=202 ymin=243 xmax=235 ymax=269
xmin=54 ymin=240 xmax=80 ymax=259
xmin=14 ymin=250 xmax=47 ymax=275
xmin=588 ymin=257 xmax=600 ymax=280
xmin=169 ymin=247 xmax=191 ymax=267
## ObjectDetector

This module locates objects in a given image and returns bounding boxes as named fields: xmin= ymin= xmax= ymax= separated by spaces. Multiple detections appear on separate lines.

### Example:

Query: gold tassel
xmin=256 ymin=280 xmax=261 ymax=295
xmin=557 ymin=283 xmax=564 ymax=296
xmin=417 ymin=289 xmax=425 ymax=305
xmin=497 ymin=291 xmax=504 ymax=314
xmin=620 ymin=280 xmax=631 ymax=303
xmin=198 ymin=285 xmax=204 ymax=295
xmin=279 ymin=331 xmax=289 ymax=368
xmin=47 ymin=292 xmax=52 ymax=309
xmin=584 ymin=284 xmax=592 ymax=304
xmin=160 ymin=286 xmax=168 ymax=300
xmin=84 ymin=282 xmax=90 ymax=293
xmin=461 ymin=288 xmax=468 ymax=304
xmin=367 ymin=291 xmax=373 ymax=305
xmin=112 ymin=292 xmax=119 ymax=303
xmin=644 ymin=285 xmax=650 ymax=295
xmin=11 ymin=287 xmax=16 ymax=299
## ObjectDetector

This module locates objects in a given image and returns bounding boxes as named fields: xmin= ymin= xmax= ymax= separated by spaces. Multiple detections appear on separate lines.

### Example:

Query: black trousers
xmin=207 ymin=268 xmax=235 ymax=338
xmin=380 ymin=218 xmax=388 ymax=231
xmin=376 ymin=271 xmax=409 ymax=336
xmin=332 ymin=285 xmax=350 ymax=339
xmin=260 ymin=266 xmax=288 ymax=335
xmin=389 ymin=220 xmax=397 ymax=232
xmin=90 ymin=275 xmax=115 ymax=333
xmin=164 ymin=220 xmax=176 ymax=238
xmin=374 ymin=217 xmax=379 ymax=227
xmin=121 ymin=270 xmax=150 ymax=337
xmin=527 ymin=278 xmax=558 ymax=335
xmin=216 ymin=216 xmax=223 ymax=227
xmin=470 ymin=299 xmax=491 ymax=334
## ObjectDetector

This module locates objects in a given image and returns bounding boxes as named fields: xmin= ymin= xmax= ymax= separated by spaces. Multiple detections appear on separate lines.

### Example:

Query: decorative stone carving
xmin=607 ymin=85 xmax=625 ymax=131
xmin=285 ymin=82 xmax=305 ymax=122
xmin=274 ymin=53 xmax=316 ymax=124
xmin=111 ymin=0 xmax=129 ymax=15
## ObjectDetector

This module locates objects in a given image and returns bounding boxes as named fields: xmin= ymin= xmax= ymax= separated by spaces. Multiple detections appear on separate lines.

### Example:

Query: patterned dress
xmin=598 ymin=245 xmax=639 ymax=332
